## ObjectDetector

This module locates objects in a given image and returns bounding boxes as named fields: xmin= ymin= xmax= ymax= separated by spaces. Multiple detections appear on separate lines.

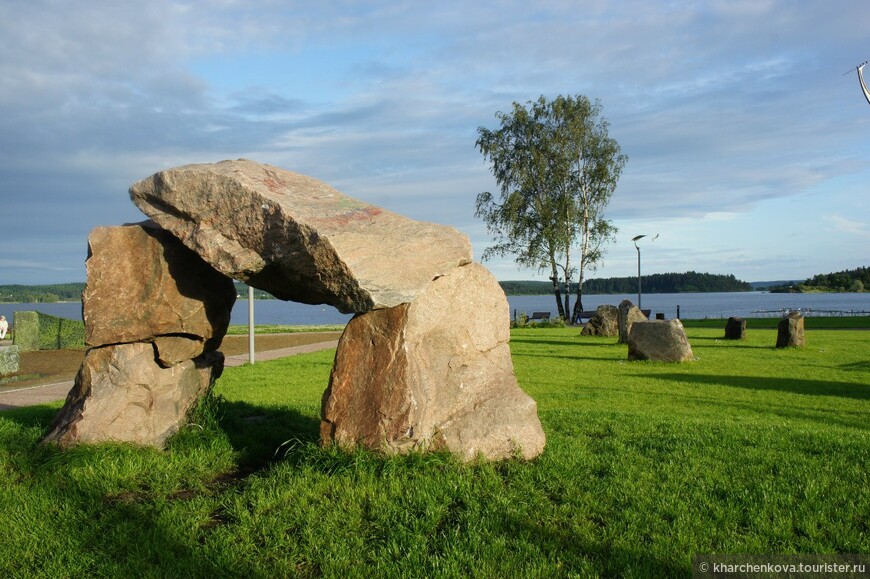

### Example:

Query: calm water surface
xmin=2 ymin=292 xmax=868 ymax=325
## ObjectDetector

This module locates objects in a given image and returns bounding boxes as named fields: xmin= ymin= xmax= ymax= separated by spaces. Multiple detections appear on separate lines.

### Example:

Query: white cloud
xmin=824 ymin=214 xmax=870 ymax=238
xmin=1 ymin=0 xmax=869 ymax=284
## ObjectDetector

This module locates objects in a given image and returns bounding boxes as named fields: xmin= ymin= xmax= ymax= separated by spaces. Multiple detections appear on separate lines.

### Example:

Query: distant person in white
xmin=0 ymin=315 xmax=7 ymax=339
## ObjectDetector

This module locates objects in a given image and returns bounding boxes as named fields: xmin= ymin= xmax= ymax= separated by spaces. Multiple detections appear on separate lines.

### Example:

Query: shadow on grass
xmin=511 ymin=337 xmax=616 ymax=348
xmin=217 ymin=399 xmax=321 ymax=468
xmin=513 ymin=352 xmax=620 ymax=363
xmin=841 ymin=360 xmax=870 ymax=372
xmin=0 ymin=398 xmax=322 ymax=473
xmin=687 ymin=337 xmax=772 ymax=349
xmin=641 ymin=372 xmax=870 ymax=400
xmin=508 ymin=512 xmax=687 ymax=577
xmin=0 ymin=404 xmax=60 ymax=427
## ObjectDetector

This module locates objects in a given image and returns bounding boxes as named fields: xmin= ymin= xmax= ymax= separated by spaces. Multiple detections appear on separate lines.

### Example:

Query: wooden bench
xmin=576 ymin=310 xmax=598 ymax=322
xmin=530 ymin=311 xmax=551 ymax=322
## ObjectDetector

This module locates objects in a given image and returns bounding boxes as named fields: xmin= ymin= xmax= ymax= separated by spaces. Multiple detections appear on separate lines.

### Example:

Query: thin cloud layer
xmin=1 ymin=1 xmax=868 ymax=284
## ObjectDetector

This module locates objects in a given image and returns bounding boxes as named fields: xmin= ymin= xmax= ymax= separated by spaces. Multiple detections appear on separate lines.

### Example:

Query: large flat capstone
xmin=129 ymin=159 xmax=473 ymax=313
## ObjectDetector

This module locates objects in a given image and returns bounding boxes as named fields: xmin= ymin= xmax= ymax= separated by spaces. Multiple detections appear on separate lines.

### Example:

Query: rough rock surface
xmin=618 ymin=299 xmax=648 ymax=344
xmin=83 ymin=222 xmax=236 ymax=352
xmin=724 ymin=317 xmax=747 ymax=340
xmin=0 ymin=345 xmax=20 ymax=375
xmin=627 ymin=319 xmax=694 ymax=362
xmin=43 ymin=344 xmax=223 ymax=447
xmin=776 ymin=312 xmax=805 ymax=348
xmin=129 ymin=159 xmax=473 ymax=314
xmin=581 ymin=305 xmax=619 ymax=337
xmin=321 ymin=263 xmax=546 ymax=461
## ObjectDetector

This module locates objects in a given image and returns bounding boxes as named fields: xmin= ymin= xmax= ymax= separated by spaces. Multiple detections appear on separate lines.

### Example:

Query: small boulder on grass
xmin=724 ymin=317 xmax=746 ymax=340
xmin=581 ymin=305 xmax=619 ymax=336
xmin=776 ymin=312 xmax=805 ymax=348
xmin=628 ymin=319 xmax=694 ymax=362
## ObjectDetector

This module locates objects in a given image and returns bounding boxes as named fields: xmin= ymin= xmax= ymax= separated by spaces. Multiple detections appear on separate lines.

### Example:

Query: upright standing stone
xmin=776 ymin=312 xmax=805 ymax=348
xmin=724 ymin=317 xmax=747 ymax=340
xmin=618 ymin=299 xmax=648 ymax=344
xmin=321 ymin=263 xmax=546 ymax=461
xmin=44 ymin=222 xmax=236 ymax=448
xmin=83 ymin=222 xmax=236 ymax=354
xmin=43 ymin=345 xmax=223 ymax=447
xmin=129 ymin=159 xmax=472 ymax=313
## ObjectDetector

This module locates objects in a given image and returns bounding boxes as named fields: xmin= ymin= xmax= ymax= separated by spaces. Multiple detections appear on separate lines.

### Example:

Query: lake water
xmin=2 ymin=291 xmax=868 ymax=326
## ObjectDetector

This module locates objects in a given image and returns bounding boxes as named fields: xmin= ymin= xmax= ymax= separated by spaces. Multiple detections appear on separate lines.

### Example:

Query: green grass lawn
xmin=1 ymin=324 xmax=868 ymax=577
xmin=225 ymin=323 xmax=347 ymax=335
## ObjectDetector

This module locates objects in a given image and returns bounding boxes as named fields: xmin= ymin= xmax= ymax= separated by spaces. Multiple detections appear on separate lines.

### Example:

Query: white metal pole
xmin=248 ymin=285 xmax=255 ymax=365
xmin=636 ymin=245 xmax=642 ymax=310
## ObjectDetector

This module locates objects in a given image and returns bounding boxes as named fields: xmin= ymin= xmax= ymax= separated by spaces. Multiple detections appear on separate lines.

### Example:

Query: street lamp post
xmin=632 ymin=234 xmax=658 ymax=310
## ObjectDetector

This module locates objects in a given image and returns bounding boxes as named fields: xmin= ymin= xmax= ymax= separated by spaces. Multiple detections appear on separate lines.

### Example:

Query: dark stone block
xmin=724 ymin=317 xmax=746 ymax=340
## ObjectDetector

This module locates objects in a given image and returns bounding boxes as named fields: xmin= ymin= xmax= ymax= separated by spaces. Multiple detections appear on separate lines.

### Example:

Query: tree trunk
xmin=571 ymin=278 xmax=584 ymax=322
xmin=549 ymin=275 xmax=566 ymax=320
xmin=563 ymin=290 xmax=570 ymax=321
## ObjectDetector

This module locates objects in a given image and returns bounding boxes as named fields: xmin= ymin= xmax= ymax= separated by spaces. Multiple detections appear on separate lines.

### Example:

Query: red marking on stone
xmin=261 ymin=170 xmax=287 ymax=193
xmin=318 ymin=206 xmax=384 ymax=227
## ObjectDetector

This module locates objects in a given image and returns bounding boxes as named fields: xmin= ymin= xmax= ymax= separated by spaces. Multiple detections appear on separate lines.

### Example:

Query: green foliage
xmin=582 ymin=271 xmax=753 ymax=293
xmin=0 ymin=281 xmax=281 ymax=302
xmin=769 ymin=266 xmax=869 ymax=293
xmin=0 ymin=283 xmax=85 ymax=303
xmin=1 ymin=327 xmax=868 ymax=576
xmin=232 ymin=281 xmax=277 ymax=299
xmin=11 ymin=311 xmax=39 ymax=351
xmin=0 ymin=345 xmax=19 ymax=375
xmin=499 ymin=272 xmax=753 ymax=295
xmin=12 ymin=311 xmax=85 ymax=351
xmin=476 ymin=94 xmax=625 ymax=320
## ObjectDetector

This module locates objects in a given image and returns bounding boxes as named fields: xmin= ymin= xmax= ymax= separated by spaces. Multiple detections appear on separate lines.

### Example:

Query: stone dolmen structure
xmin=44 ymin=159 xmax=546 ymax=461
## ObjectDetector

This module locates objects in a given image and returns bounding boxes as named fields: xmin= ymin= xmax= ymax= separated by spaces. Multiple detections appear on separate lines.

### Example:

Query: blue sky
xmin=1 ymin=0 xmax=868 ymax=286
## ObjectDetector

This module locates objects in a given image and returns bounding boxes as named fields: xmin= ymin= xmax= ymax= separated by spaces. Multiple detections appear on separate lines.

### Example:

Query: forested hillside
xmin=0 ymin=271 xmax=765 ymax=302
xmin=584 ymin=271 xmax=752 ymax=293
xmin=0 ymin=282 xmax=275 ymax=302
xmin=769 ymin=266 xmax=868 ymax=293
xmin=0 ymin=283 xmax=85 ymax=303
xmin=499 ymin=272 xmax=752 ymax=295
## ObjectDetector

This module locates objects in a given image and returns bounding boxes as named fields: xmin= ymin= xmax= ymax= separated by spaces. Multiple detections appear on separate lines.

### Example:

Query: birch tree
xmin=475 ymin=95 xmax=625 ymax=320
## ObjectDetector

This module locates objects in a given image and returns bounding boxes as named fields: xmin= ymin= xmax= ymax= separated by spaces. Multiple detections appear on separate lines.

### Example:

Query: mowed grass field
xmin=1 ymin=322 xmax=868 ymax=577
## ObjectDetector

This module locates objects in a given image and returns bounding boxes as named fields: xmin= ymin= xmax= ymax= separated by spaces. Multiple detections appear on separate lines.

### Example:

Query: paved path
xmin=0 ymin=339 xmax=339 ymax=412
